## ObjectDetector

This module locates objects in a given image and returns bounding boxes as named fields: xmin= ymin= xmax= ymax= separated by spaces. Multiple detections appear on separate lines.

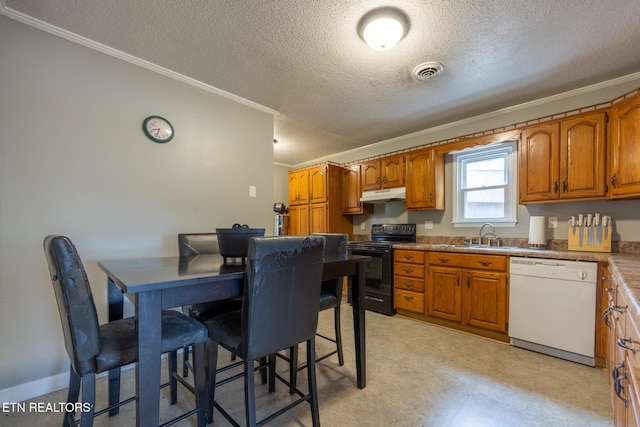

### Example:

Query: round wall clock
xmin=142 ymin=116 xmax=174 ymax=143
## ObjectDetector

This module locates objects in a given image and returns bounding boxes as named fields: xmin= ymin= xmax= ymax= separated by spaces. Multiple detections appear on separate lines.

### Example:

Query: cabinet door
xmin=361 ymin=160 xmax=382 ymax=191
xmin=519 ymin=123 xmax=560 ymax=203
xmin=610 ymin=95 xmax=640 ymax=198
xmin=309 ymin=203 xmax=327 ymax=234
xmin=309 ymin=166 xmax=328 ymax=204
xmin=288 ymin=170 xmax=309 ymax=205
xmin=560 ymin=112 xmax=607 ymax=199
xmin=406 ymin=148 xmax=439 ymax=210
xmin=463 ymin=271 xmax=508 ymax=333
xmin=428 ymin=266 xmax=462 ymax=322
xmin=289 ymin=204 xmax=309 ymax=236
xmin=382 ymin=155 xmax=405 ymax=188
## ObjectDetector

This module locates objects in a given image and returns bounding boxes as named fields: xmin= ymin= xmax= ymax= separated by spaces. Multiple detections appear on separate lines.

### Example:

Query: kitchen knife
xmin=570 ymin=216 xmax=576 ymax=235
xmin=595 ymin=213 xmax=602 ymax=246
xmin=587 ymin=214 xmax=593 ymax=246
xmin=578 ymin=222 xmax=584 ymax=247
xmin=603 ymin=215 xmax=610 ymax=240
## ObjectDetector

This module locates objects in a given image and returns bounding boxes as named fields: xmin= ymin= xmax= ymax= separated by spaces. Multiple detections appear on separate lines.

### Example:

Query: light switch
xmin=249 ymin=185 xmax=257 ymax=198
xmin=548 ymin=217 xmax=557 ymax=228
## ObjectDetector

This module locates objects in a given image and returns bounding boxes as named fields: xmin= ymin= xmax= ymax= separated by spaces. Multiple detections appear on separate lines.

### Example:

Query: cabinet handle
xmin=478 ymin=260 xmax=493 ymax=267
xmin=613 ymin=364 xmax=629 ymax=408
xmin=376 ymin=177 xmax=380 ymax=184
xmin=429 ymin=193 xmax=433 ymax=203
xmin=617 ymin=337 xmax=637 ymax=355
xmin=403 ymin=295 xmax=414 ymax=301
xmin=611 ymin=174 xmax=617 ymax=188
xmin=562 ymin=179 xmax=567 ymax=192
xmin=553 ymin=180 xmax=558 ymax=193
xmin=404 ymin=268 xmax=414 ymax=274
xmin=382 ymin=176 xmax=387 ymax=184
xmin=403 ymin=255 xmax=415 ymax=260
xmin=467 ymin=277 xmax=470 ymax=288
xmin=438 ymin=257 xmax=450 ymax=263
xmin=456 ymin=276 xmax=460 ymax=287
xmin=603 ymin=308 xmax=613 ymax=328
xmin=404 ymin=282 xmax=414 ymax=288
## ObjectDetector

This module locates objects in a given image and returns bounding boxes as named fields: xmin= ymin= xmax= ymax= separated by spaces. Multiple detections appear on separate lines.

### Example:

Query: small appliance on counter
xmin=273 ymin=203 xmax=289 ymax=236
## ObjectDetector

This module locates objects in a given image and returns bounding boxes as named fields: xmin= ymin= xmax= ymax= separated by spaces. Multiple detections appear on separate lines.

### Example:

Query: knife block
xmin=567 ymin=226 xmax=611 ymax=252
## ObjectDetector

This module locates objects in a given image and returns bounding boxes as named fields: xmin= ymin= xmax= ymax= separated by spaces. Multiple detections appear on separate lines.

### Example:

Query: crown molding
xmin=0 ymin=4 xmax=277 ymax=116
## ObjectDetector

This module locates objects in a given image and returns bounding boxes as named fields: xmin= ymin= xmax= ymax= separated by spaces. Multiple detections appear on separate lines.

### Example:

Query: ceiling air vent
xmin=412 ymin=62 xmax=444 ymax=81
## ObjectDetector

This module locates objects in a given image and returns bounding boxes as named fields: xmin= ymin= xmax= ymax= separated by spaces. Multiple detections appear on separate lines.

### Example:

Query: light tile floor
xmin=1 ymin=307 xmax=613 ymax=426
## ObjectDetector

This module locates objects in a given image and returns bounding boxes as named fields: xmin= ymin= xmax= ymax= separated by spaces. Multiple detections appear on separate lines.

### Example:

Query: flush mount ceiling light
xmin=358 ymin=7 xmax=410 ymax=51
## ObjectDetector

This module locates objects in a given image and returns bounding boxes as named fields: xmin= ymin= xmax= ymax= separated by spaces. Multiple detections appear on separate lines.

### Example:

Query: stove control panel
xmin=371 ymin=224 xmax=416 ymax=236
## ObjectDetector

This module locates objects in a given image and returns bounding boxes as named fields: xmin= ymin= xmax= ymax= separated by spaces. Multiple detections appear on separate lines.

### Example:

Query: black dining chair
xmin=282 ymin=233 xmax=348 ymax=392
xmin=43 ymin=235 xmax=209 ymax=427
xmin=176 ymin=233 xmax=243 ymax=377
xmin=204 ymin=235 xmax=325 ymax=427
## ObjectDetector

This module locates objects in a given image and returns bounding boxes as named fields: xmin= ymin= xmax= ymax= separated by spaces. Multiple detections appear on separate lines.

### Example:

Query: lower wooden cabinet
xmin=394 ymin=249 xmax=509 ymax=339
xmin=606 ymin=269 xmax=640 ymax=426
xmin=394 ymin=250 xmax=425 ymax=313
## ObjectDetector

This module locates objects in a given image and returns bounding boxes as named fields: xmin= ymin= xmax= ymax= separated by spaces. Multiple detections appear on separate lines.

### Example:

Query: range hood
xmin=360 ymin=187 xmax=406 ymax=203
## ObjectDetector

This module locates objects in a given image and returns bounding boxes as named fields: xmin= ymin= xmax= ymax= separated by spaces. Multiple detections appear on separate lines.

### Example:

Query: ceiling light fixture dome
xmin=358 ymin=7 xmax=410 ymax=51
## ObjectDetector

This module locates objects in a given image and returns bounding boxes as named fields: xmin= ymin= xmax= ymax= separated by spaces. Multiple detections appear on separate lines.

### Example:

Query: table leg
xmin=107 ymin=278 xmax=123 ymax=416
xmin=135 ymin=290 xmax=162 ymax=427
xmin=352 ymin=261 xmax=366 ymax=389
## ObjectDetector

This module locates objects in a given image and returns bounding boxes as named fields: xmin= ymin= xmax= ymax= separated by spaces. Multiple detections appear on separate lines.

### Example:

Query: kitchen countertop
xmin=393 ymin=243 xmax=617 ymax=262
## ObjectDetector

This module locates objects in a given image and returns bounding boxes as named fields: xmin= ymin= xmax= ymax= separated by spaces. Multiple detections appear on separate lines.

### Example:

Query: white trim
xmin=0 ymin=4 xmax=277 ymax=117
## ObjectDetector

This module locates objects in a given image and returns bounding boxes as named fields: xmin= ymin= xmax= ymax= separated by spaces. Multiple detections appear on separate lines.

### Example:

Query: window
xmin=452 ymin=142 xmax=517 ymax=227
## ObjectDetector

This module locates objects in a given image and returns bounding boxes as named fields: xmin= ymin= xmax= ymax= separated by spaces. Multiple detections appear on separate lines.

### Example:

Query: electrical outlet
xmin=548 ymin=217 xmax=558 ymax=228
xmin=360 ymin=222 xmax=366 ymax=230
xmin=424 ymin=221 xmax=433 ymax=230
xmin=249 ymin=185 xmax=257 ymax=198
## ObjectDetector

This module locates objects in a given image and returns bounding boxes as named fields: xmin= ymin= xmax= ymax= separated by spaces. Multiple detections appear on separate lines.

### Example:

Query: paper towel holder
xmin=528 ymin=216 xmax=547 ymax=249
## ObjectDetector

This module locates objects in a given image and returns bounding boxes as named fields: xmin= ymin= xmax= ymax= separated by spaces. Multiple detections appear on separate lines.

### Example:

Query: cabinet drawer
xmin=427 ymin=252 xmax=506 ymax=271
xmin=393 ymin=249 xmax=425 ymax=264
xmin=394 ymin=275 xmax=425 ymax=292
xmin=395 ymin=262 xmax=425 ymax=279
xmin=395 ymin=289 xmax=424 ymax=313
xmin=395 ymin=250 xmax=425 ymax=264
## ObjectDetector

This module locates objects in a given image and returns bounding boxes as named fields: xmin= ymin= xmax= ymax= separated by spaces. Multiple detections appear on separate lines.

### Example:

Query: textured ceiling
xmin=4 ymin=0 xmax=640 ymax=166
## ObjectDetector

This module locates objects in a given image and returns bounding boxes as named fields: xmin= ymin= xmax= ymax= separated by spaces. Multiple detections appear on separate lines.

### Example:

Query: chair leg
xmin=306 ymin=338 xmax=320 ymax=427
xmin=107 ymin=368 xmax=121 ymax=417
xmin=334 ymin=305 xmax=344 ymax=366
xmin=183 ymin=345 xmax=190 ymax=377
xmin=289 ymin=345 xmax=299 ymax=394
xmin=63 ymin=367 xmax=80 ymax=427
xmin=259 ymin=356 xmax=268 ymax=385
xmin=244 ymin=359 xmax=257 ymax=427
xmin=168 ymin=350 xmax=178 ymax=404
xmin=267 ymin=354 xmax=276 ymax=393
xmin=192 ymin=342 xmax=208 ymax=427
xmin=205 ymin=341 xmax=219 ymax=424
xmin=80 ymin=373 xmax=96 ymax=427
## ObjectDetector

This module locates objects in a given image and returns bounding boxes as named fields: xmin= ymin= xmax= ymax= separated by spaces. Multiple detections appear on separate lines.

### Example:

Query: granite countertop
xmin=393 ymin=243 xmax=617 ymax=262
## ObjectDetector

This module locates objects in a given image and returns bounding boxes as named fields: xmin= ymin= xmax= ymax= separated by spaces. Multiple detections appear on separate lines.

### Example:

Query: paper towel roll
xmin=528 ymin=216 xmax=547 ymax=246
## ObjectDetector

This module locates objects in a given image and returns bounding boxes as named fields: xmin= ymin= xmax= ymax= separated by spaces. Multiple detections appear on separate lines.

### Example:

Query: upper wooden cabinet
xmin=341 ymin=165 xmax=373 ymax=215
xmin=610 ymin=93 xmax=640 ymax=199
xmin=287 ymin=164 xmax=352 ymax=237
xmin=361 ymin=154 xmax=405 ymax=191
xmin=405 ymin=148 xmax=445 ymax=210
xmin=288 ymin=169 xmax=309 ymax=205
xmin=519 ymin=111 xmax=607 ymax=204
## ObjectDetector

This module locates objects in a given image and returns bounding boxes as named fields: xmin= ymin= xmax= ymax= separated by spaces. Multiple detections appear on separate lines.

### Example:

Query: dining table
xmin=98 ymin=251 xmax=370 ymax=427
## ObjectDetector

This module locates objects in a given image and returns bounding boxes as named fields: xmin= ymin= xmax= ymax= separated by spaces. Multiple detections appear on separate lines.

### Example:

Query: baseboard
xmin=0 ymin=362 xmax=140 ymax=404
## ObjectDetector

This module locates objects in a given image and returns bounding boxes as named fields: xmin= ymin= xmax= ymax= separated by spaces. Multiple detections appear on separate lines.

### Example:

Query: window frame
xmin=451 ymin=141 xmax=518 ymax=228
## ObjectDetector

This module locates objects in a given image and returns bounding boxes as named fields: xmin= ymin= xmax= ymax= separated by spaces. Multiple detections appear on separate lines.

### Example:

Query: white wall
xmin=0 ymin=17 xmax=274 ymax=396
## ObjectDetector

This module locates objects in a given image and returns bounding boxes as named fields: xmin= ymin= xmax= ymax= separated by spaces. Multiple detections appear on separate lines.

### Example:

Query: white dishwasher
xmin=509 ymin=257 xmax=597 ymax=366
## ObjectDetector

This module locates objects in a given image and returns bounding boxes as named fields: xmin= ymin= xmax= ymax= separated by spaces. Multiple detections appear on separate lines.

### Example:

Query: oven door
xmin=348 ymin=246 xmax=395 ymax=315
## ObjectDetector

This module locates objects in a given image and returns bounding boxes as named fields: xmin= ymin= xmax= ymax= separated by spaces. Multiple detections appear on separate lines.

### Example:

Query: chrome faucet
xmin=478 ymin=223 xmax=496 ymax=245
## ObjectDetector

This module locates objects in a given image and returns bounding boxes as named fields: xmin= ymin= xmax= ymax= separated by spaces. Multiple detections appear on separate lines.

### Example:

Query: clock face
xmin=142 ymin=116 xmax=174 ymax=143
